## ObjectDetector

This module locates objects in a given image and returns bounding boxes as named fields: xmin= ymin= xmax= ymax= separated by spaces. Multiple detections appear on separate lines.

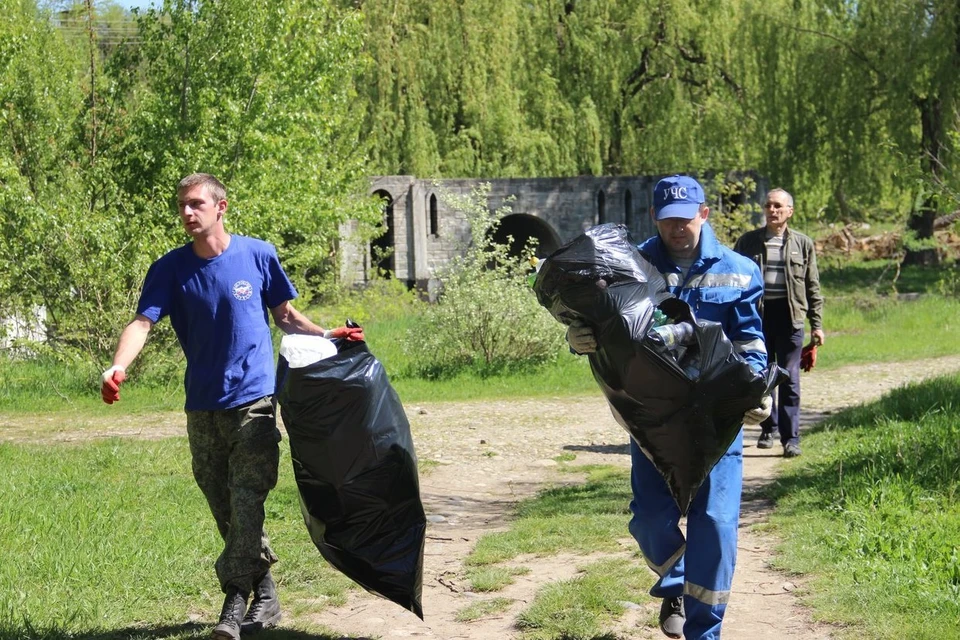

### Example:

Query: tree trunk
xmin=903 ymin=95 xmax=943 ymax=266
xmin=902 ymin=199 xmax=939 ymax=266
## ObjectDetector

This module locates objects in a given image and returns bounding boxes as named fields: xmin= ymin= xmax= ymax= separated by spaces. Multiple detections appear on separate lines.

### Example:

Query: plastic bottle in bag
xmin=648 ymin=321 xmax=695 ymax=350
xmin=652 ymin=307 xmax=669 ymax=327
xmin=527 ymin=257 xmax=544 ymax=288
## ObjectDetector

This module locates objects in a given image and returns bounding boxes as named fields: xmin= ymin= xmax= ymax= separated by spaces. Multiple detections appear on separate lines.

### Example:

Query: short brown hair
xmin=177 ymin=173 xmax=226 ymax=202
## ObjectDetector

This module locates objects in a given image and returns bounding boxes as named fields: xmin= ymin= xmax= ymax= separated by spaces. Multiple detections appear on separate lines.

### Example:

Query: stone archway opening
xmin=490 ymin=213 xmax=562 ymax=261
xmin=371 ymin=189 xmax=395 ymax=277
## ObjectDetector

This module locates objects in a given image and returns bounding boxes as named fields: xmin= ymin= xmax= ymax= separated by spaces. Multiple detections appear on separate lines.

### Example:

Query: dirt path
xmin=5 ymin=355 xmax=960 ymax=638
xmin=299 ymin=354 xmax=960 ymax=640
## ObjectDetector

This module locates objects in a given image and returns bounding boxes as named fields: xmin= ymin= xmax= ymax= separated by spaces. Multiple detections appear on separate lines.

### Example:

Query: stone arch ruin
xmin=341 ymin=173 xmax=767 ymax=294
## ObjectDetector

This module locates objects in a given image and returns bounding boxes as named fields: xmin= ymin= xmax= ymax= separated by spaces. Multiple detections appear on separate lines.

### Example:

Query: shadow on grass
xmin=759 ymin=374 xmax=960 ymax=510
xmin=0 ymin=622 xmax=363 ymax=640
xmin=562 ymin=443 xmax=630 ymax=456
xmin=516 ymin=466 xmax=631 ymax=519
xmin=820 ymin=260 xmax=945 ymax=295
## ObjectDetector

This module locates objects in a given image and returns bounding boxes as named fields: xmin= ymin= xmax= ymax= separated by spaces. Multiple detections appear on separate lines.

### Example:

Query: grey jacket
xmin=733 ymin=226 xmax=823 ymax=331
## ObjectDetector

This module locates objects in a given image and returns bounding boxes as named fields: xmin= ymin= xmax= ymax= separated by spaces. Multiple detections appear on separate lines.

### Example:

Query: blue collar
xmin=696 ymin=222 xmax=724 ymax=262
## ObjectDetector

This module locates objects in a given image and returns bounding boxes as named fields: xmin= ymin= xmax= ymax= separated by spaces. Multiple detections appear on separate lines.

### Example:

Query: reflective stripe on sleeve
xmin=733 ymin=338 xmax=767 ymax=354
xmin=685 ymin=273 xmax=753 ymax=289
xmin=662 ymin=272 xmax=753 ymax=290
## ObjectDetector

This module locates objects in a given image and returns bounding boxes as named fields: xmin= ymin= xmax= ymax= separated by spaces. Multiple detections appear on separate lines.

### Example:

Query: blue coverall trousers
xmin=628 ymin=430 xmax=743 ymax=640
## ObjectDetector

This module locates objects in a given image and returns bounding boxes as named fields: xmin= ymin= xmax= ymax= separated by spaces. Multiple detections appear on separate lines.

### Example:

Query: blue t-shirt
xmin=136 ymin=235 xmax=298 ymax=411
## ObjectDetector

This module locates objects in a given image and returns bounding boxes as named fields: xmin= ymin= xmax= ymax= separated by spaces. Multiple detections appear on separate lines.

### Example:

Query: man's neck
xmin=766 ymin=222 xmax=788 ymax=237
xmin=193 ymin=230 xmax=231 ymax=259
xmin=666 ymin=245 xmax=699 ymax=263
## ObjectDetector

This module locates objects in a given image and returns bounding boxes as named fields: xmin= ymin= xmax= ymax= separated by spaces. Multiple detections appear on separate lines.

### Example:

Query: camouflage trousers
xmin=186 ymin=395 xmax=281 ymax=593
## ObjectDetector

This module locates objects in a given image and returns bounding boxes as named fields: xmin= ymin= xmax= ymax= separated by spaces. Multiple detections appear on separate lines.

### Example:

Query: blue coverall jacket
xmin=631 ymin=221 xmax=767 ymax=639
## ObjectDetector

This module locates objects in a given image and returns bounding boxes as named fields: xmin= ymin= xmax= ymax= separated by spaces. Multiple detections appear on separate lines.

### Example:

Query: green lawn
xmin=759 ymin=372 xmax=960 ymax=639
xmin=4 ymin=261 xmax=959 ymax=410
xmin=0 ymin=438 xmax=355 ymax=639
xmin=2 ymin=261 xmax=960 ymax=638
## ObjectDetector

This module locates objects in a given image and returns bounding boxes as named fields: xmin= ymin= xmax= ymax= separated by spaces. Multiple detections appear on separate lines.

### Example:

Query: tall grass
xmin=763 ymin=373 xmax=960 ymax=638
xmin=818 ymin=259 xmax=948 ymax=296
xmin=2 ymin=262 xmax=958 ymax=411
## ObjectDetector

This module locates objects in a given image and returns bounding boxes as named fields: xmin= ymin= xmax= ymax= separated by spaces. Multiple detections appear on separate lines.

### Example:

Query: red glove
xmin=324 ymin=326 xmax=365 ymax=342
xmin=800 ymin=343 xmax=818 ymax=372
xmin=101 ymin=365 xmax=127 ymax=404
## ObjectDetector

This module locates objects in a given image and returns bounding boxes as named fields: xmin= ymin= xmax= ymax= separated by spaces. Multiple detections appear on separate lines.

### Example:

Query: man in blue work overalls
xmin=567 ymin=175 xmax=771 ymax=639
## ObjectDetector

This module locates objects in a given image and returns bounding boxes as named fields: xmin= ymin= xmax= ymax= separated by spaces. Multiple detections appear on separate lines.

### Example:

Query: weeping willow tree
xmin=352 ymin=0 xmax=960 ymax=260
xmin=740 ymin=0 xmax=960 ymax=261
xmin=354 ymin=0 xmax=763 ymax=178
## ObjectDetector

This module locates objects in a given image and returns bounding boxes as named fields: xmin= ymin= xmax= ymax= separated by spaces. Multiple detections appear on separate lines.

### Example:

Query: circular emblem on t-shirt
xmin=232 ymin=280 xmax=254 ymax=301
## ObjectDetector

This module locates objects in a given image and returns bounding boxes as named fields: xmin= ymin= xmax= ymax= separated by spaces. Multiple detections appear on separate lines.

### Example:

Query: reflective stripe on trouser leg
xmin=628 ymin=439 xmax=686 ymax=599
xmin=187 ymin=396 xmax=282 ymax=593
xmin=682 ymin=430 xmax=743 ymax=640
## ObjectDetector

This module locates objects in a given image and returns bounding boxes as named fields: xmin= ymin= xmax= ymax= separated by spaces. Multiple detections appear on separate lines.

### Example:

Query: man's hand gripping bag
xmin=276 ymin=336 xmax=425 ymax=619
xmin=534 ymin=223 xmax=786 ymax=515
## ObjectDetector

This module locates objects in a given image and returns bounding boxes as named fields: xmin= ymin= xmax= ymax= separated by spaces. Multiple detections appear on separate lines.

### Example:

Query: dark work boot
xmin=756 ymin=431 xmax=775 ymax=449
xmin=241 ymin=571 xmax=282 ymax=634
xmin=658 ymin=596 xmax=684 ymax=639
xmin=212 ymin=588 xmax=249 ymax=640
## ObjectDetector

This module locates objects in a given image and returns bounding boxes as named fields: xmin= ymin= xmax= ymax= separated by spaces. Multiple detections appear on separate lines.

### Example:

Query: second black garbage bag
xmin=276 ymin=335 xmax=425 ymax=620
xmin=534 ymin=223 xmax=785 ymax=514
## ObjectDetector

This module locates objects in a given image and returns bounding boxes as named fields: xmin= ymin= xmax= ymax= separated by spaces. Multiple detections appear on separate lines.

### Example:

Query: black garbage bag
xmin=534 ymin=223 xmax=786 ymax=514
xmin=276 ymin=338 xmax=425 ymax=620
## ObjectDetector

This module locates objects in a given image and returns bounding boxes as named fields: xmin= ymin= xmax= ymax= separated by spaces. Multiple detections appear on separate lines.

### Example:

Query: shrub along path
xmin=6 ymin=354 xmax=960 ymax=638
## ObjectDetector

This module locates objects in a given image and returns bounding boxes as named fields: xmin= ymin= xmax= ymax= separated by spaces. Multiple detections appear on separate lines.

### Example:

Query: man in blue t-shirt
xmin=101 ymin=173 xmax=363 ymax=640
xmin=566 ymin=176 xmax=771 ymax=640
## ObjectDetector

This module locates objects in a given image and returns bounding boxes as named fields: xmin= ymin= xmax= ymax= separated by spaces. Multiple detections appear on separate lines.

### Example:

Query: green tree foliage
xmin=108 ymin=0 xmax=378 ymax=283
xmin=7 ymin=0 xmax=960 ymax=377
xmin=355 ymin=0 xmax=759 ymax=179
xmin=402 ymin=184 xmax=565 ymax=378
xmin=1 ymin=0 xmax=376 ymax=370
xmin=352 ymin=0 xmax=960 ymax=260
xmin=742 ymin=1 xmax=960 ymax=247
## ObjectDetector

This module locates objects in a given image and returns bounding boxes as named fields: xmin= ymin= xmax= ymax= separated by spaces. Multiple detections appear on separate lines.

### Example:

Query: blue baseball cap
xmin=653 ymin=175 xmax=705 ymax=220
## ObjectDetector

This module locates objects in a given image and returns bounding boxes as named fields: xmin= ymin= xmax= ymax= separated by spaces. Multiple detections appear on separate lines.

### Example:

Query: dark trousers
xmin=760 ymin=298 xmax=803 ymax=446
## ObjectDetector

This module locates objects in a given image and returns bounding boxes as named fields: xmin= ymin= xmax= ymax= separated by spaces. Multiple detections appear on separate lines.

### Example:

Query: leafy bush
xmin=937 ymin=261 xmax=960 ymax=298
xmin=402 ymin=184 xmax=565 ymax=379
xmin=703 ymin=173 xmax=763 ymax=247
xmin=313 ymin=277 xmax=423 ymax=327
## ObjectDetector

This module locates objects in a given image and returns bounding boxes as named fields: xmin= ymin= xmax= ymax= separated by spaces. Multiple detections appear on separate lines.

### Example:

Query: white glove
xmin=101 ymin=365 xmax=126 ymax=384
xmin=566 ymin=321 xmax=597 ymax=354
xmin=742 ymin=395 xmax=772 ymax=426
xmin=101 ymin=365 xmax=127 ymax=405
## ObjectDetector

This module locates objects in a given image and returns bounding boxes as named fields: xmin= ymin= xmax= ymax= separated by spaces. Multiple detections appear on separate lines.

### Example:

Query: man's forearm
xmin=111 ymin=316 xmax=153 ymax=368
xmin=271 ymin=301 xmax=325 ymax=336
